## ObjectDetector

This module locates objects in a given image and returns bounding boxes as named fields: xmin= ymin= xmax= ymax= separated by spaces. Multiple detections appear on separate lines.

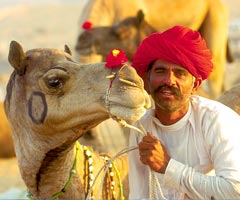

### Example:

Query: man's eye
xmin=155 ymin=68 xmax=165 ymax=73
xmin=47 ymin=78 xmax=63 ymax=88
xmin=175 ymin=70 xmax=187 ymax=78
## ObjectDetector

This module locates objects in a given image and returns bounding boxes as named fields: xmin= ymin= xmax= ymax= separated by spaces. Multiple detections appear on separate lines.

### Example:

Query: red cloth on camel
xmin=132 ymin=25 xmax=213 ymax=80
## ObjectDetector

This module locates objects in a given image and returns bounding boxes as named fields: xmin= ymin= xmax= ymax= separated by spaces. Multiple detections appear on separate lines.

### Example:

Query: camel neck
xmin=27 ymin=142 xmax=80 ymax=199
xmin=18 ymin=139 xmax=83 ymax=199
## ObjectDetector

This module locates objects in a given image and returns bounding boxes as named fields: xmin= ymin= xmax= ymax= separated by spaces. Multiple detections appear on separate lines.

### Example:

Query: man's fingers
xmin=139 ymin=141 xmax=150 ymax=150
xmin=142 ymin=132 xmax=156 ymax=143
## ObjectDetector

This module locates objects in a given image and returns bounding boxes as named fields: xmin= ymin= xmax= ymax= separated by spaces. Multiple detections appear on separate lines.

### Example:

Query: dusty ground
xmin=0 ymin=158 xmax=26 ymax=195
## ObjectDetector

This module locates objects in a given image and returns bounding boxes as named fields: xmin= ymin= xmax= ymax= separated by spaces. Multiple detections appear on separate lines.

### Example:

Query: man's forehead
xmin=152 ymin=59 xmax=188 ymax=71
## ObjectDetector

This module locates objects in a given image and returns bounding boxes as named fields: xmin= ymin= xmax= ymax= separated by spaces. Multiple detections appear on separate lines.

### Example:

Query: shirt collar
xmin=149 ymin=103 xmax=193 ymax=131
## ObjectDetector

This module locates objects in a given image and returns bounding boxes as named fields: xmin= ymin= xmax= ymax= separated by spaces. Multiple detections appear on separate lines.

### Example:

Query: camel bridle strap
xmin=104 ymin=64 xmax=127 ymax=120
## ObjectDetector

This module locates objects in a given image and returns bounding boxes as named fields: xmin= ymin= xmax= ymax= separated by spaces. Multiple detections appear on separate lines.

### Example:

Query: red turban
xmin=132 ymin=25 xmax=213 ymax=80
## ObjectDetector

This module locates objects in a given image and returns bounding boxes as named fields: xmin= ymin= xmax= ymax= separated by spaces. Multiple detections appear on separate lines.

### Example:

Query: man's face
xmin=147 ymin=59 xmax=197 ymax=112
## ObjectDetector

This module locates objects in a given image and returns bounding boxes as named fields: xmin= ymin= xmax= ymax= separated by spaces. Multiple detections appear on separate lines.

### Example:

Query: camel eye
xmin=47 ymin=77 xmax=63 ymax=89
xmin=41 ymin=67 xmax=70 ymax=94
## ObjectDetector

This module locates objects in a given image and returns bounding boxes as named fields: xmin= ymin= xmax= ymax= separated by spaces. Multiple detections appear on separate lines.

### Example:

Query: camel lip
xmin=105 ymin=100 xmax=144 ymax=109
xmin=119 ymin=78 xmax=138 ymax=88
xmin=108 ymin=105 xmax=147 ymax=123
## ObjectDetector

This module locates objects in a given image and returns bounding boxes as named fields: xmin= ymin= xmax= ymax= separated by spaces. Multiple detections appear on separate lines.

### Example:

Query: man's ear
xmin=192 ymin=77 xmax=202 ymax=94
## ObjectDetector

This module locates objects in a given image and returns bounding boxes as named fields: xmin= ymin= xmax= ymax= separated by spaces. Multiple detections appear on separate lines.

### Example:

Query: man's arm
xmin=138 ymin=122 xmax=240 ymax=199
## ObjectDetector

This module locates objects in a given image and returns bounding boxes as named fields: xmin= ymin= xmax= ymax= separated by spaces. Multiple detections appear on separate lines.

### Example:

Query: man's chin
xmin=155 ymin=100 xmax=179 ymax=112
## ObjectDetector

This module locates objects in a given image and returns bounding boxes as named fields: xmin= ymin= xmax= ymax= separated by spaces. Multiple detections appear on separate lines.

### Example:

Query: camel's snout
xmin=117 ymin=64 xmax=152 ymax=111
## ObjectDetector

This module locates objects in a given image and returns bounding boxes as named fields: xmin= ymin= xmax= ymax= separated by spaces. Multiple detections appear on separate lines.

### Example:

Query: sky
xmin=0 ymin=0 xmax=87 ymax=8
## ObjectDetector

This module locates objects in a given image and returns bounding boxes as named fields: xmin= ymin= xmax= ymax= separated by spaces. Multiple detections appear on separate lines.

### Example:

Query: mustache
xmin=154 ymin=85 xmax=181 ymax=96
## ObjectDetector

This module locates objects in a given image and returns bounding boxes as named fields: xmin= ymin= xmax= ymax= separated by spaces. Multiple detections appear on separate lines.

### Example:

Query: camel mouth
xmin=119 ymin=77 xmax=138 ymax=88
xmin=108 ymin=105 xmax=147 ymax=124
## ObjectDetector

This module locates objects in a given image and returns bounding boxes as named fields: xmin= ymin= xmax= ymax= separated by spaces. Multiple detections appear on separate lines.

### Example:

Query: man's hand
xmin=139 ymin=132 xmax=170 ymax=173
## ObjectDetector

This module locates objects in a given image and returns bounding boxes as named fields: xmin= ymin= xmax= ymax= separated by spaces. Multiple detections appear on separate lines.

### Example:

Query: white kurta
xmin=128 ymin=95 xmax=240 ymax=199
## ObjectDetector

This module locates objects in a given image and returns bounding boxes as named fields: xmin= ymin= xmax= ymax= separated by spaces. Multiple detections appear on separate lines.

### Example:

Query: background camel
xmin=77 ymin=0 xmax=229 ymax=99
xmin=0 ymin=102 xmax=15 ymax=158
xmin=4 ymin=41 xmax=151 ymax=199
xmin=76 ymin=10 xmax=156 ymax=63
xmin=218 ymin=83 xmax=240 ymax=114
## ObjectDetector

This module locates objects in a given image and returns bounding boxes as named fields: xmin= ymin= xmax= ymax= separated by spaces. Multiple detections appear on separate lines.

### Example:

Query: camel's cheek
xmin=28 ymin=91 xmax=47 ymax=124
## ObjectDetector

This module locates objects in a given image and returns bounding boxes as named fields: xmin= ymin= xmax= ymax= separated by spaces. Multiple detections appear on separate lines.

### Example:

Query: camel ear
xmin=8 ymin=40 xmax=26 ymax=76
xmin=136 ymin=9 xmax=145 ymax=25
xmin=64 ymin=45 xmax=72 ymax=55
xmin=113 ymin=10 xmax=145 ymax=40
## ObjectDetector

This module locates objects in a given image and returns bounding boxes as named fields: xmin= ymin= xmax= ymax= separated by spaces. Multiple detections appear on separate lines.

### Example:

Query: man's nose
xmin=163 ymin=71 xmax=176 ymax=85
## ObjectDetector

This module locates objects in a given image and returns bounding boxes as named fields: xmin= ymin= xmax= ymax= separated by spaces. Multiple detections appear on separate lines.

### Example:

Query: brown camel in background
xmin=77 ymin=0 xmax=230 ymax=99
xmin=0 ymin=102 xmax=15 ymax=158
xmin=218 ymin=83 xmax=240 ymax=114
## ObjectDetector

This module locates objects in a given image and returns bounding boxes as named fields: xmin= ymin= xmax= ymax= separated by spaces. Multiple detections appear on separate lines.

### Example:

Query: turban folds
xmin=132 ymin=25 xmax=213 ymax=80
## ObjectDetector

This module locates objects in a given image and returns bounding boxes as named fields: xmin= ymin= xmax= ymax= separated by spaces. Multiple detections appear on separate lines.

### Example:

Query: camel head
xmin=75 ymin=10 xmax=156 ymax=63
xmin=4 ymin=41 xmax=151 ymax=148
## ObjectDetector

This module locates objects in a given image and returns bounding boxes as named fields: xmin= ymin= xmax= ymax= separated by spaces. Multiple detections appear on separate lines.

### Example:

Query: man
xmin=128 ymin=25 xmax=240 ymax=199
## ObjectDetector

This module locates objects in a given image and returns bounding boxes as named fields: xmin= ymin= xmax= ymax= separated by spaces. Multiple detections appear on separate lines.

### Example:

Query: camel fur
xmin=4 ymin=41 xmax=151 ymax=199
xmin=76 ymin=0 xmax=229 ymax=99
xmin=217 ymin=83 xmax=240 ymax=115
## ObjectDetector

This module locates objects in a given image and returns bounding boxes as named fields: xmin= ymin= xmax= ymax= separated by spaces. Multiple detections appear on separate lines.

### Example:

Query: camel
xmin=4 ymin=41 xmax=151 ymax=199
xmin=217 ymin=83 xmax=240 ymax=115
xmin=0 ymin=74 xmax=15 ymax=158
xmin=76 ymin=10 xmax=156 ymax=63
xmin=0 ymin=102 xmax=15 ymax=158
xmin=76 ymin=0 xmax=229 ymax=99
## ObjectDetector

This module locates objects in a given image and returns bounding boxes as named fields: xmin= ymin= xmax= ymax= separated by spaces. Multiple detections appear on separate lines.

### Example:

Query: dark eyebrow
xmin=174 ymin=67 xmax=189 ymax=73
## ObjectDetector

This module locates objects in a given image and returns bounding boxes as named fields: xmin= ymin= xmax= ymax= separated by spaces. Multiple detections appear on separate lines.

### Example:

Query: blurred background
xmin=0 ymin=0 xmax=240 ymax=99
xmin=0 ymin=0 xmax=239 ymax=198
xmin=0 ymin=0 xmax=240 ymax=94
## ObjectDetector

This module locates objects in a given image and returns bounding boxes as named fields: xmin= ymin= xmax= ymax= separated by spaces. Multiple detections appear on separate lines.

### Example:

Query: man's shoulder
xmin=190 ymin=95 xmax=238 ymax=116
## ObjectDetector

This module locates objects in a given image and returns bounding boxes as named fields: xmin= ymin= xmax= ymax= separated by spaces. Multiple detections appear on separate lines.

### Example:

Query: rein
xmin=104 ymin=65 xmax=124 ymax=120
